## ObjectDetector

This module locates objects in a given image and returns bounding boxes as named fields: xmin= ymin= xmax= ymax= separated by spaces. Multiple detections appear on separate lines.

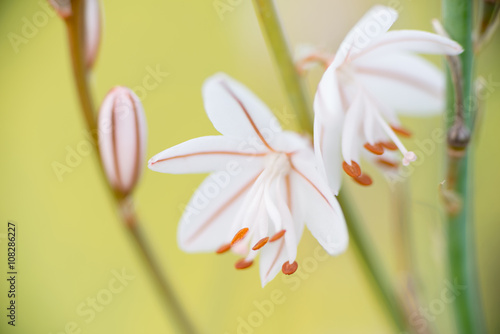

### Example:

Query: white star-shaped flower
xmin=149 ymin=73 xmax=348 ymax=286
xmin=310 ymin=6 xmax=463 ymax=190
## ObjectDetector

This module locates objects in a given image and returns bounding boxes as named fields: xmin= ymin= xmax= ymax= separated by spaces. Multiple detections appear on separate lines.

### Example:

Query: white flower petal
xmin=313 ymin=68 xmax=344 ymax=194
xmin=332 ymin=5 xmax=398 ymax=67
xmin=148 ymin=136 xmax=266 ymax=174
xmin=270 ymin=131 xmax=311 ymax=153
xmin=259 ymin=239 xmax=288 ymax=287
xmin=353 ymin=30 xmax=463 ymax=60
xmin=341 ymin=91 xmax=365 ymax=164
xmin=289 ymin=157 xmax=348 ymax=255
xmin=355 ymin=52 xmax=445 ymax=113
xmin=202 ymin=73 xmax=282 ymax=149
xmin=177 ymin=167 xmax=264 ymax=252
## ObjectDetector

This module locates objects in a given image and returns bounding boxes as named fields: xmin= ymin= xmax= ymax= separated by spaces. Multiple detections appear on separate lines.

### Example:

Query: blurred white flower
xmin=98 ymin=87 xmax=147 ymax=197
xmin=307 ymin=5 xmax=463 ymax=191
xmin=149 ymin=73 xmax=347 ymax=286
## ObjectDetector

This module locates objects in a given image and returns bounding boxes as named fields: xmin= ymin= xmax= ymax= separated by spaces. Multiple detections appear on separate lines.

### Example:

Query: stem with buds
xmin=58 ymin=1 xmax=195 ymax=332
xmin=441 ymin=1 xmax=487 ymax=333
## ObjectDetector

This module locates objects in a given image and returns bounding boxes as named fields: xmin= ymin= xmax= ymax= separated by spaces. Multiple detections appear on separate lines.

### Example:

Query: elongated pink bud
xmin=98 ymin=87 xmax=147 ymax=196
xmin=48 ymin=0 xmax=72 ymax=18
xmin=85 ymin=0 xmax=102 ymax=68
xmin=48 ymin=0 xmax=102 ymax=68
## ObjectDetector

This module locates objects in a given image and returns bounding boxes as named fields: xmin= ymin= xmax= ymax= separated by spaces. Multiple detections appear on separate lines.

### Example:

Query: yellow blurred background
xmin=0 ymin=0 xmax=499 ymax=333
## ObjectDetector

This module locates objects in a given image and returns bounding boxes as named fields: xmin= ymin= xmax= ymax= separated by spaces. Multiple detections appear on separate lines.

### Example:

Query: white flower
xmin=311 ymin=5 xmax=463 ymax=191
xmin=148 ymin=73 xmax=347 ymax=286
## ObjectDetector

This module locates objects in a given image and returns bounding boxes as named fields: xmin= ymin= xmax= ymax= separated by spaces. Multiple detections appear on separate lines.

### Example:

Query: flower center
xmin=216 ymin=152 xmax=298 ymax=275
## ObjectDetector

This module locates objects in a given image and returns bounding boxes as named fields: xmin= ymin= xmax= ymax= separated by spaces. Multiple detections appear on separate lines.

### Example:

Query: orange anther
xmin=342 ymin=160 xmax=362 ymax=177
xmin=215 ymin=243 xmax=231 ymax=254
xmin=282 ymin=261 xmax=298 ymax=275
xmin=231 ymin=228 xmax=249 ymax=245
xmin=364 ymin=143 xmax=384 ymax=155
xmin=353 ymin=174 xmax=373 ymax=186
xmin=269 ymin=230 xmax=286 ymax=242
xmin=376 ymin=158 xmax=398 ymax=169
xmin=252 ymin=237 xmax=269 ymax=251
xmin=235 ymin=259 xmax=253 ymax=270
xmin=381 ymin=141 xmax=398 ymax=150
xmin=390 ymin=125 xmax=412 ymax=137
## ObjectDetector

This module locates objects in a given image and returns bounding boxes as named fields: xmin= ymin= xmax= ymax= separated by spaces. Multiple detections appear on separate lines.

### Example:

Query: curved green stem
xmin=339 ymin=193 xmax=409 ymax=333
xmin=442 ymin=1 xmax=486 ymax=333
xmin=61 ymin=3 xmax=196 ymax=333
xmin=251 ymin=0 xmax=313 ymax=133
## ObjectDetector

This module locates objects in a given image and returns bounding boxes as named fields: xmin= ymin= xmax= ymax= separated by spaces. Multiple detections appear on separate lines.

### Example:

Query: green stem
xmin=339 ymin=193 xmax=409 ymax=333
xmin=251 ymin=0 xmax=313 ymax=133
xmin=442 ymin=1 xmax=486 ymax=333
xmin=119 ymin=199 xmax=197 ymax=334
xmin=251 ymin=1 xmax=409 ymax=331
xmin=62 ymin=3 xmax=196 ymax=333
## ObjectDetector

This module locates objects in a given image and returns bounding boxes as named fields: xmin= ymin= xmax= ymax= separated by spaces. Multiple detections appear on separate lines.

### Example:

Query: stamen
xmin=282 ymin=261 xmax=298 ymax=275
xmin=381 ymin=141 xmax=398 ymax=150
xmin=231 ymin=227 xmax=249 ymax=245
xmin=342 ymin=160 xmax=362 ymax=177
xmin=376 ymin=158 xmax=399 ymax=169
xmin=353 ymin=174 xmax=373 ymax=186
xmin=390 ymin=125 xmax=412 ymax=137
xmin=215 ymin=243 xmax=231 ymax=254
xmin=235 ymin=258 xmax=253 ymax=270
xmin=402 ymin=152 xmax=417 ymax=166
xmin=252 ymin=237 xmax=269 ymax=250
xmin=269 ymin=230 xmax=286 ymax=242
xmin=364 ymin=143 xmax=384 ymax=155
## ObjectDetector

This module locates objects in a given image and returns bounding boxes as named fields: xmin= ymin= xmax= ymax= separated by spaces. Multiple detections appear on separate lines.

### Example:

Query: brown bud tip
xmin=447 ymin=123 xmax=471 ymax=150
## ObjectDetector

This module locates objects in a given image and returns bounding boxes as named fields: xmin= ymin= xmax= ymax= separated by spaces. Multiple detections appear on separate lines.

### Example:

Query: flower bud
xmin=48 ymin=0 xmax=101 ymax=68
xmin=85 ymin=0 xmax=102 ymax=68
xmin=48 ymin=0 xmax=72 ymax=18
xmin=98 ymin=87 xmax=147 ymax=197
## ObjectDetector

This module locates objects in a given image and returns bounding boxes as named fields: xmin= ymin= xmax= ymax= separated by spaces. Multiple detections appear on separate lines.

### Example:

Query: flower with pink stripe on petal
xmin=300 ymin=6 xmax=463 ymax=191
xmin=148 ymin=73 xmax=348 ymax=287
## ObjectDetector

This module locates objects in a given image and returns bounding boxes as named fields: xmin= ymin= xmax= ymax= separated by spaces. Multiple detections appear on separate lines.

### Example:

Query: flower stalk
xmin=338 ymin=193 xmax=409 ymax=333
xmin=442 ymin=1 xmax=486 ymax=333
xmin=251 ymin=0 xmax=313 ymax=133
xmin=251 ymin=0 xmax=409 ymax=332
xmin=54 ymin=1 xmax=195 ymax=332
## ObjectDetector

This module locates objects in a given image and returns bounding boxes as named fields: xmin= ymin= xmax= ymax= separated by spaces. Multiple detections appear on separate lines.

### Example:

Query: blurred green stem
xmin=251 ymin=0 xmax=409 ymax=332
xmin=339 ymin=193 xmax=408 ymax=333
xmin=119 ymin=199 xmax=197 ymax=334
xmin=251 ymin=0 xmax=313 ymax=133
xmin=442 ymin=1 xmax=486 ymax=333
xmin=62 ymin=2 xmax=195 ymax=333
